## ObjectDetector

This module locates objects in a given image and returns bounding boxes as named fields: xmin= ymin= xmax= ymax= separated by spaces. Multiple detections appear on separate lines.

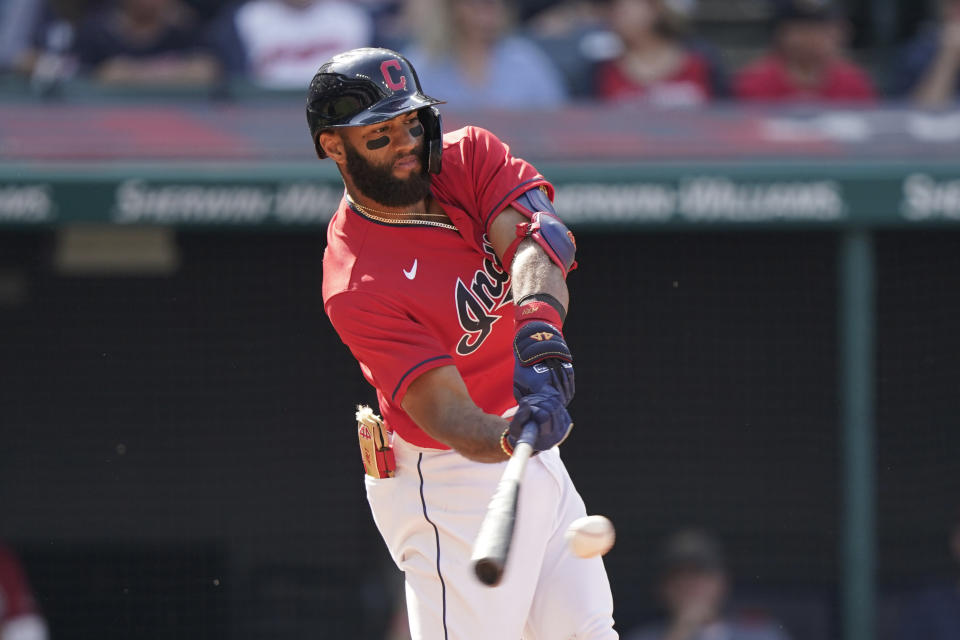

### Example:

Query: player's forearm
xmin=402 ymin=366 xmax=511 ymax=462
xmin=510 ymin=239 xmax=569 ymax=312
xmin=422 ymin=404 xmax=510 ymax=463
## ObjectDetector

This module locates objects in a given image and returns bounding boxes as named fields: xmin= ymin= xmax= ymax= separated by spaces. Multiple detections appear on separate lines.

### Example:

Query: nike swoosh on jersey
xmin=403 ymin=259 xmax=418 ymax=280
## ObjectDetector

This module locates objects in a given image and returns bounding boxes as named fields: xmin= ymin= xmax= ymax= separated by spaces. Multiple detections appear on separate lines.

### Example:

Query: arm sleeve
xmin=325 ymin=291 xmax=453 ymax=403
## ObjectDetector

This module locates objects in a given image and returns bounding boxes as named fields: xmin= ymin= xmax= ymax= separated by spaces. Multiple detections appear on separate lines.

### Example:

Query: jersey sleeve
xmin=463 ymin=127 xmax=555 ymax=233
xmin=325 ymin=291 xmax=453 ymax=403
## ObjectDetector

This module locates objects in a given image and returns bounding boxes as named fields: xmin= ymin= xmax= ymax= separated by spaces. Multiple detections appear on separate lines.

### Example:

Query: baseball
xmin=565 ymin=515 xmax=615 ymax=558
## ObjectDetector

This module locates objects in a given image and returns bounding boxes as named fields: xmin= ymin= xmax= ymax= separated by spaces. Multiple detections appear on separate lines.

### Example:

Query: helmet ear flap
xmin=419 ymin=106 xmax=443 ymax=175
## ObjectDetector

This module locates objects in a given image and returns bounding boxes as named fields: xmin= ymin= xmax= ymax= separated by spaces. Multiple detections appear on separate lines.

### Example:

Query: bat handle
xmin=515 ymin=419 xmax=539 ymax=449
xmin=471 ymin=419 xmax=539 ymax=586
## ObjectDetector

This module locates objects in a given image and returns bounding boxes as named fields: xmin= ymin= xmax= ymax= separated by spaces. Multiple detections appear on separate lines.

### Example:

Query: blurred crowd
xmin=0 ymin=0 xmax=958 ymax=106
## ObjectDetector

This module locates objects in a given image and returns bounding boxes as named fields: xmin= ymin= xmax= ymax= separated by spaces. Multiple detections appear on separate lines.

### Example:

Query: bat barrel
xmin=470 ymin=421 xmax=539 ymax=586
xmin=472 ymin=475 xmax=522 ymax=585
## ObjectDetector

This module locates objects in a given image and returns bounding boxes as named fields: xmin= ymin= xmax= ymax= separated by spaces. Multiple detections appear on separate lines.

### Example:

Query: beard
xmin=344 ymin=140 xmax=433 ymax=207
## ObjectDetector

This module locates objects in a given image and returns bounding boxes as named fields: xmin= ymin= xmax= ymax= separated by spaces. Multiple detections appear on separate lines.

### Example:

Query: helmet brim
xmin=332 ymin=93 xmax=444 ymax=128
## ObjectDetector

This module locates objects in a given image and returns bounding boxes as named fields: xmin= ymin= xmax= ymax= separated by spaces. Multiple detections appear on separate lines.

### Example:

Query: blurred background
xmin=1 ymin=0 xmax=959 ymax=638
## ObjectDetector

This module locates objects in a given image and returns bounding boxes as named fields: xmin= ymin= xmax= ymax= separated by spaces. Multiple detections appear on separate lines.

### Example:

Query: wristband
xmin=500 ymin=427 xmax=514 ymax=457
xmin=516 ymin=293 xmax=566 ymax=324
xmin=515 ymin=299 xmax=564 ymax=330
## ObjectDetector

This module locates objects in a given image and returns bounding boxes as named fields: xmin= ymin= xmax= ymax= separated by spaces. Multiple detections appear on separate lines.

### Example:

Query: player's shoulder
xmin=321 ymin=206 xmax=371 ymax=303
xmin=439 ymin=125 xmax=509 ymax=172
xmin=322 ymin=205 xmax=418 ymax=306
xmin=442 ymin=125 xmax=503 ymax=149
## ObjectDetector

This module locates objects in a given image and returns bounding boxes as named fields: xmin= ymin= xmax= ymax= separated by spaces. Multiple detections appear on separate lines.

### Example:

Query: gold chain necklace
xmin=347 ymin=196 xmax=457 ymax=230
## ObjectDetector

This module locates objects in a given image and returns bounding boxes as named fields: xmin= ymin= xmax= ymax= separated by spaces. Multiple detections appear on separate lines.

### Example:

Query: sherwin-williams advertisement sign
xmin=1 ymin=165 xmax=959 ymax=228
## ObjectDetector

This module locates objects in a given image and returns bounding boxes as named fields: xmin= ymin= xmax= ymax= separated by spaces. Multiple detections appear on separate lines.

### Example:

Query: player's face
xmin=340 ymin=112 xmax=432 ymax=207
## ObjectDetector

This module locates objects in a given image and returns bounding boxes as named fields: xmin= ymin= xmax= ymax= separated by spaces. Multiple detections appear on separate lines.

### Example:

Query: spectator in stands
xmin=354 ymin=0 xmax=408 ymax=51
xmin=73 ymin=0 xmax=218 ymax=86
xmin=400 ymin=0 xmax=568 ymax=109
xmin=664 ymin=0 xmax=729 ymax=98
xmin=208 ymin=0 xmax=373 ymax=89
xmin=0 ymin=0 xmax=45 ymax=72
xmin=626 ymin=529 xmax=791 ymax=640
xmin=0 ymin=0 xmax=90 ymax=89
xmin=0 ymin=543 xmax=48 ymax=640
xmin=896 ymin=510 xmax=960 ymax=640
xmin=592 ymin=0 xmax=725 ymax=106
xmin=734 ymin=0 xmax=875 ymax=103
xmin=522 ymin=0 xmax=619 ymax=99
xmin=892 ymin=0 xmax=960 ymax=106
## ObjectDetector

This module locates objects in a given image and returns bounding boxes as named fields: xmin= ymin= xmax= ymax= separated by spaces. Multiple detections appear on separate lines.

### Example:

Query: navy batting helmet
xmin=306 ymin=48 xmax=444 ymax=173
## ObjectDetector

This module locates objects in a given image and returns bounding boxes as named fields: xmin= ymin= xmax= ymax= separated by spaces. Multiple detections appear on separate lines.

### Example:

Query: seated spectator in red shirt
xmin=0 ymin=543 xmax=48 ymax=640
xmin=74 ymin=0 xmax=218 ymax=86
xmin=595 ymin=0 xmax=717 ymax=107
xmin=734 ymin=0 xmax=875 ymax=103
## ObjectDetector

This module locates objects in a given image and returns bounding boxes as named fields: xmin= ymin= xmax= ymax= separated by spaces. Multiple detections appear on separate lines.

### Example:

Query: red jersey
xmin=597 ymin=52 xmax=712 ymax=106
xmin=322 ymin=126 xmax=552 ymax=449
xmin=734 ymin=54 xmax=876 ymax=102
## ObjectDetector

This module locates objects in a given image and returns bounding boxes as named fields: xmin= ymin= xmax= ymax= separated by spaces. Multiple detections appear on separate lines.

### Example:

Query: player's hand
xmin=507 ymin=386 xmax=573 ymax=453
xmin=513 ymin=301 xmax=574 ymax=405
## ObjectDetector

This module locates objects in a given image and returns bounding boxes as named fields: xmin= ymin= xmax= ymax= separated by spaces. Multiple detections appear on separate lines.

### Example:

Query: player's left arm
xmin=489 ymin=203 xmax=576 ymax=406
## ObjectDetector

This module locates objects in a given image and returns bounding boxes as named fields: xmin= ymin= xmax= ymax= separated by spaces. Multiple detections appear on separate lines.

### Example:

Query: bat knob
xmin=474 ymin=558 xmax=504 ymax=586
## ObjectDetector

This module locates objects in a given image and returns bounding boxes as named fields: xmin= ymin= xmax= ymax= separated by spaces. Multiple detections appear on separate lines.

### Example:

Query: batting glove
xmin=513 ymin=299 xmax=575 ymax=406
xmin=504 ymin=386 xmax=573 ymax=454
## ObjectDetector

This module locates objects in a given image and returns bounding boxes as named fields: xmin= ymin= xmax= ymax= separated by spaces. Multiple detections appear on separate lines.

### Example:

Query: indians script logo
xmin=455 ymin=238 xmax=511 ymax=356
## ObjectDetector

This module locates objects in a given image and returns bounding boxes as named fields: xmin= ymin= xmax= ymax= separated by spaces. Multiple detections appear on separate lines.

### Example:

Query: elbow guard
xmin=502 ymin=212 xmax=578 ymax=276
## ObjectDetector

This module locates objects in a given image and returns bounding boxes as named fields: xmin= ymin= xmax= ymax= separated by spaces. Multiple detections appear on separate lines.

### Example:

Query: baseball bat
xmin=470 ymin=420 xmax=539 ymax=587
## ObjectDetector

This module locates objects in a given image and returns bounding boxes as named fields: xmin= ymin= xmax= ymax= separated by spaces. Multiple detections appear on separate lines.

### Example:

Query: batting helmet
xmin=306 ymin=48 xmax=444 ymax=173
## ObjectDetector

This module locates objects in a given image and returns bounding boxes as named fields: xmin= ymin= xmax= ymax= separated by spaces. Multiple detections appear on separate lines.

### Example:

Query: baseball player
xmin=311 ymin=47 xmax=617 ymax=639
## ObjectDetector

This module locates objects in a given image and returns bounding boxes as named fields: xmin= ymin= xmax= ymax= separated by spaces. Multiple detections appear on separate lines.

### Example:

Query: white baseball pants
xmin=365 ymin=432 xmax=618 ymax=640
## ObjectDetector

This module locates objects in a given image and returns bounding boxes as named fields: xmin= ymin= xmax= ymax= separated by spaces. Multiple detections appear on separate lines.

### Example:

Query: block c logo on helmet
xmin=380 ymin=60 xmax=407 ymax=91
